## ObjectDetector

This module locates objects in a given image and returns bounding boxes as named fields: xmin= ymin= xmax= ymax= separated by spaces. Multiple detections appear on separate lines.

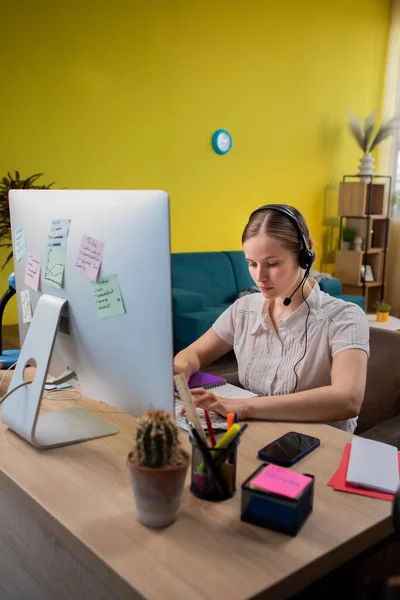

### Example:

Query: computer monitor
xmin=2 ymin=189 xmax=174 ymax=448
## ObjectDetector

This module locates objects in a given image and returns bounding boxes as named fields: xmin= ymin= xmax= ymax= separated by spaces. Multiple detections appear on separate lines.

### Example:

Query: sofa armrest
xmin=318 ymin=278 xmax=343 ymax=296
xmin=172 ymin=287 xmax=205 ymax=314
xmin=359 ymin=414 xmax=400 ymax=450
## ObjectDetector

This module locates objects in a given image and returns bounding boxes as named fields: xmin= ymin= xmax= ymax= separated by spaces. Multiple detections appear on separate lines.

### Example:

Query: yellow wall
xmin=0 ymin=0 xmax=391 ymax=324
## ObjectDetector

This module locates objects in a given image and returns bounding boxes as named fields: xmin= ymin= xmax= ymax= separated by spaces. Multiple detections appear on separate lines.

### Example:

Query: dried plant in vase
xmin=127 ymin=410 xmax=189 ymax=528
xmin=376 ymin=301 xmax=391 ymax=323
xmin=348 ymin=110 xmax=397 ymax=181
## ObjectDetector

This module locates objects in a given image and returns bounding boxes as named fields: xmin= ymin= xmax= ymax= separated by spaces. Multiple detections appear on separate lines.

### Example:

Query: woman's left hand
xmin=190 ymin=388 xmax=249 ymax=420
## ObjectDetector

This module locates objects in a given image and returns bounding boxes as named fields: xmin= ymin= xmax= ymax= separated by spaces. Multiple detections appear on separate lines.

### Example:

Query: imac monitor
xmin=2 ymin=190 xmax=174 ymax=447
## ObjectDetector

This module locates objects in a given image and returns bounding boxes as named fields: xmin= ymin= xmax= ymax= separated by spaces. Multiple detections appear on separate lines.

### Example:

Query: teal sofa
xmin=171 ymin=251 xmax=365 ymax=352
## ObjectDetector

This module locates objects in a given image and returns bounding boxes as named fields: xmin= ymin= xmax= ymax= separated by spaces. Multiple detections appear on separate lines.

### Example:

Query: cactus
xmin=132 ymin=410 xmax=184 ymax=468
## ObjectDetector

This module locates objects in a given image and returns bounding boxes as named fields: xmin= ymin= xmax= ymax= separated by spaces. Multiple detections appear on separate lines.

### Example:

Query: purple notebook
xmin=188 ymin=371 xmax=227 ymax=390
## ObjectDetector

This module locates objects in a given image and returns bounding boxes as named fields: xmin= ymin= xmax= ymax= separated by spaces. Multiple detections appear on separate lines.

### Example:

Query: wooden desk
xmin=0 ymin=372 xmax=394 ymax=600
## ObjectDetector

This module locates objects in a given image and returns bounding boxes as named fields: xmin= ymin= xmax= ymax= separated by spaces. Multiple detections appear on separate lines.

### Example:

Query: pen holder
xmin=189 ymin=435 xmax=239 ymax=502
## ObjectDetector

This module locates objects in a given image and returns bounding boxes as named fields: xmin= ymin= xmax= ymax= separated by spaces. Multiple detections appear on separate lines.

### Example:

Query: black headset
xmin=248 ymin=204 xmax=314 ymax=271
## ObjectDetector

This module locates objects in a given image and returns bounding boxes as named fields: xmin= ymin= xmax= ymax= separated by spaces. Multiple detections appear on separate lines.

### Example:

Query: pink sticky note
xmin=250 ymin=464 xmax=312 ymax=499
xmin=75 ymin=235 xmax=104 ymax=280
xmin=24 ymin=253 xmax=41 ymax=291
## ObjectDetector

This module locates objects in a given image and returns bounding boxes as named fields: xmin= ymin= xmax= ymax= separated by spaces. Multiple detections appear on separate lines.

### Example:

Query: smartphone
xmin=257 ymin=431 xmax=320 ymax=467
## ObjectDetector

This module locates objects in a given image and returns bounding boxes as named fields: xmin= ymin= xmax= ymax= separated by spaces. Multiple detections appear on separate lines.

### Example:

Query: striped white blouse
xmin=212 ymin=280 xmax=369 ymax=433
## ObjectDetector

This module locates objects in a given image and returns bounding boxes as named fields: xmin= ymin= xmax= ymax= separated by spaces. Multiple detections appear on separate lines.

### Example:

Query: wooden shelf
xmin=338 ymin=182 xmax=387 ymax=217
xmin=345 ymin=281 xmax=383 ymax=288
xmin=335 ymin=249 xmax=383 ymax=286
xmin=340 ymin=215 xmax=387 ymax=220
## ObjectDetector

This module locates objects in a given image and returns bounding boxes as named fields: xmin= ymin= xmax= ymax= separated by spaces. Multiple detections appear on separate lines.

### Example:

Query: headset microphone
xmin=283 ymin=270 xmax=309 ymax=306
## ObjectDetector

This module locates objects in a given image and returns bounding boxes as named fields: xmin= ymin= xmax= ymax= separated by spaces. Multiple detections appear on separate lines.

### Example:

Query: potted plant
xmin=342 ymin=227 xmax=355 ymax=250
xmin=0 ymin=171 xmax=54 ymax=267
xmin=376 ymin=301 xmax=391 ymax=323
xmin=127 ymin=410 xmax=189 ymax=528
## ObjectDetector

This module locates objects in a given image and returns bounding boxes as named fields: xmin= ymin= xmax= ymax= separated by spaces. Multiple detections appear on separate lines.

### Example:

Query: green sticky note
xmin=44 ymin=247 xmax=66 ymax=289
xmin=92 ymin=274 xmax=126 ymax=319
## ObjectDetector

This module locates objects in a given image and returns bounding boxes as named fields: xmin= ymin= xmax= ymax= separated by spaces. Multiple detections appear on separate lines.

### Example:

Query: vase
xmin=127 ymin=450 xmax=189 ymax=528
xmin=358 ymin=152 xmax=375 ymax=182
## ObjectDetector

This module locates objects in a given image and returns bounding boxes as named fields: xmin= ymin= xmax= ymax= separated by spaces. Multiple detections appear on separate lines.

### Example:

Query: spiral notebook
xmin=188 ymin=371 xmax=227 ymax=389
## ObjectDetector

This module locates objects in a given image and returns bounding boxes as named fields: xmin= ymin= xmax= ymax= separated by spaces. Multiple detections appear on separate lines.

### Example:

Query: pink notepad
xmin=250 ymin=464 xmax=312 ymax=499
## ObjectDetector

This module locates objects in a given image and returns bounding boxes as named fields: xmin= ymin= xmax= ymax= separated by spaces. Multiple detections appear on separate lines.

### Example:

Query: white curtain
xmin=380 ymin=0 xmax=400 ymax=315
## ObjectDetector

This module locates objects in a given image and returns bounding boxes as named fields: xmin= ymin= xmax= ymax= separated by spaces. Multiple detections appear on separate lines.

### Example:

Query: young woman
xmin=174 ymin=204 xmax=369 ymax=432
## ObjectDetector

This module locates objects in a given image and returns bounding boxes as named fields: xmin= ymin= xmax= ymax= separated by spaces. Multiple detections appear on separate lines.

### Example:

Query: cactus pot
xmin=127 ymin=450 xmax=189 ymax=528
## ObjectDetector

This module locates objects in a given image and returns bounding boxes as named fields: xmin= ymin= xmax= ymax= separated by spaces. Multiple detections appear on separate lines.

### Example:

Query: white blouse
xmin=212 ymin=280 xmax=369 ymax=433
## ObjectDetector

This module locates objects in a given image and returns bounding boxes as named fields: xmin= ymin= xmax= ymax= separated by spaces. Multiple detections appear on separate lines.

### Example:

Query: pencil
xmin=204 ymin=408 xmax=216 ymax=447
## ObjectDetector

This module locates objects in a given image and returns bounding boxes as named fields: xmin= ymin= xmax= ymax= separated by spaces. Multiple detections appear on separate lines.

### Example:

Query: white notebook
xmin=175 ymin=383 xmax=257 ymax=432
xmin=346 ymin=437 xmax=399 ymax=494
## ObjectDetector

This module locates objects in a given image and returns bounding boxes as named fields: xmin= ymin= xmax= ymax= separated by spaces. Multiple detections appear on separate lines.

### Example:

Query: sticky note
xmin=249 ymin=464 xmax=312 ymax=499
xmin=75 ymin=235 xmax=104 ymax=280
xmin=20 ymin=289 xmax=33 ymax=323
xmin=92 ymin=274 xmax=125 ymax=319
xmin=24 ymin=253 xmax=41 ymax=291
xmin=44 ymin=246 xmax=66 ymax=289
xmin=15 ymin=227 xmax=27 ymax=261
xmin=47 ymin=219 xmax=70 ymax=250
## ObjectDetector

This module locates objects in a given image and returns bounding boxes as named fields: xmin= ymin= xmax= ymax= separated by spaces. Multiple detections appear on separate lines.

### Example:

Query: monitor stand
xmin=1 ymin=294 xmax=119 ymax=448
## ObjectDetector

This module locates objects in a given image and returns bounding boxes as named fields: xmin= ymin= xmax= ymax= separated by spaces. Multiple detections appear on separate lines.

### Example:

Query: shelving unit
xmin=334 ymin=175 xmax=392 ymax=312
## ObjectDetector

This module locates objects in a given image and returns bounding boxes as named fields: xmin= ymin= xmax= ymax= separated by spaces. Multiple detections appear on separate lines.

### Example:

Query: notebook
xmin=188 ymin=371 xmax=226 ymax=389
xmin=175 ymin=382 xmax=257 ymax=432
xmin=346 ymin=437 xmax=400 ymax=494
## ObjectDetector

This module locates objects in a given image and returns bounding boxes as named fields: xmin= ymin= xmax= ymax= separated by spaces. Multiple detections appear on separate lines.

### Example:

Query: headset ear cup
xmin=299 ymin=248 xmax=314 ymax=270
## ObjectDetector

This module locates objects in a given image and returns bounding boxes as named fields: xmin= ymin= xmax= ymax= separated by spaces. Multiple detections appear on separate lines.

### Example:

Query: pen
xmin=227 ymin=413 xmax=235 ymax=430
xmin=204 ymin=408 xmax=216 ymax=448
xmin=234 ymin=413 xmax=238 ymax=424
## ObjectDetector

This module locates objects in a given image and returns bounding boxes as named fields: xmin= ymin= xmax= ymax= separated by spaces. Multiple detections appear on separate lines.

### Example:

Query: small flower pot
xmin=376 ymin=311 xmax=389 ymax=323
xmin=127 ymin=450 xmax=189 ymax=528
xmin=342 ymin=241 xmax=351 ymax=250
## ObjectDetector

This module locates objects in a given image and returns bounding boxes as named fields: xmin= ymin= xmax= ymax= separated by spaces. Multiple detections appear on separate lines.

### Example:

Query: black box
xmin=241 ymin=464 xmax=314 ymax=536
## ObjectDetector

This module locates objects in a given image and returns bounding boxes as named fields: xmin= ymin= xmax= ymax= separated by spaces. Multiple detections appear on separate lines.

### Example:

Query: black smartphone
xmin=257 ymin=431 xmax=320 ymax=467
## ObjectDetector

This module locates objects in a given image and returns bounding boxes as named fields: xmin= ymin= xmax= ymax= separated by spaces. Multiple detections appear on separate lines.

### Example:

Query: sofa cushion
xmin=172 ymin=288 xmax=205 ymax=314
xmin=224 ymin=251 xmax=255 ymax=294
xmin=173 ymin=304 xmax=231 ymax=349
xmin=171 ymin=252 xmax=237 ymax=306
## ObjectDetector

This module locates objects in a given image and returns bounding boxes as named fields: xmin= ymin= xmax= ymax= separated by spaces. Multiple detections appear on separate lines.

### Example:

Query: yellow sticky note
xmin=92 ymin=274 xmax=125 ymax=319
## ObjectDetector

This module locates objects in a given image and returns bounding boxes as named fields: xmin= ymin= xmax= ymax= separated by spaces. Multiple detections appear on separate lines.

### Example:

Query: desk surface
xmin=0 ymin=371 xmax=393 ymax=600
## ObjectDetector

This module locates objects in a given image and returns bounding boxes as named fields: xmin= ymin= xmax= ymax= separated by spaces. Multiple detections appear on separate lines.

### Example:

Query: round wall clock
xmin=212 ymin=129 xmax=232 ymax=155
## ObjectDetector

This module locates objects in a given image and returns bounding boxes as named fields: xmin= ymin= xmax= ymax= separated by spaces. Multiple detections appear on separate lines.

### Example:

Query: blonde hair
xmin=242 ymin=204 xmax=314 ymax=258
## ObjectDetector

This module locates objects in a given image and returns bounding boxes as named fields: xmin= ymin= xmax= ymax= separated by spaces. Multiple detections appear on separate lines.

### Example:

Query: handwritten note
xmin=47 ymin=219 xmax=70 ymax=250
xmin=92 ymin=274 xmax=125 ymax=319
xmin=75 ymin=235 xmax=104 ymax=280
xmin=15 ymin=227 xmax=27 ymax=261
xmin=44 ymin=247 xmax=66 ymax=289
xmin=249 ymin=464 xmax=312 ymax=499
xmin=24 ymin=253 xmax=41 ymax=291
xmin=20 ymin=289 xmax=33 ymax=323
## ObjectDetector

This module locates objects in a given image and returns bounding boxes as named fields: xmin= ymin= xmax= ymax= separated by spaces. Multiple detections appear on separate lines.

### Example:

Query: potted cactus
xmin=376 ymin=301 xmax=391 ymax=323
xmin=127 ymin=410 xmax=190 ymax=528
